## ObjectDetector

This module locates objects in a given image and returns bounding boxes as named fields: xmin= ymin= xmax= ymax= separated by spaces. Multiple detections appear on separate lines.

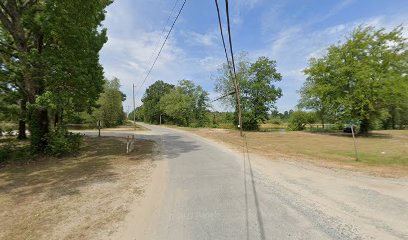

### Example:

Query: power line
xmin=214 ymin=0 xmax=233 ymax=77
xmin=145 ymin=0 xmax=181 ymax=73
xmin=224 ymin=0 xmax=243 ymax=136
xmin=208 ymin=90 xmax=236 ymax=103
xmin=225 ymin=0 xmax=237 ymax=76
xmin=133 ymin=0 xmax=187 ymax=99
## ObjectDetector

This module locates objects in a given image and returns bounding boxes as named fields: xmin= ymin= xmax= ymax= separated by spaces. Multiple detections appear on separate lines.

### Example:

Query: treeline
xmin=0 ymin=1 xmax=112 ymax=154
xmin=299 ymin=26 xmax=408 ymax=134
xmin=130 ymin=80 xmax=210 ymax=127
xmin=131 ymin=55 xmax=284 ymax=130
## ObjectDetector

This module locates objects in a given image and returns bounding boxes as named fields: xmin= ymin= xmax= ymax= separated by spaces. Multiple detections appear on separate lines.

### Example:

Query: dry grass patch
xmin=185 ymin=128 xmax=408 ymax=177
xmin=0 ymin=136 xmax=157 ymax=240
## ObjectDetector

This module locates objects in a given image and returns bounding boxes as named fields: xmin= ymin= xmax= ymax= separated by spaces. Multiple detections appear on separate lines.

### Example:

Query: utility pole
xmin=132 ymin=84 xmax=136 ymax=124
xmin=126 ymin=105 xmax=131 ymax=121
xmin=233 ymin=77 xmax=243 ymax=136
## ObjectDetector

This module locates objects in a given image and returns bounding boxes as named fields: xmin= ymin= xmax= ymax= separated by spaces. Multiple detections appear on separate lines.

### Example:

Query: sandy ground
xmin=0 ymin=136 xmax=158 ymax=240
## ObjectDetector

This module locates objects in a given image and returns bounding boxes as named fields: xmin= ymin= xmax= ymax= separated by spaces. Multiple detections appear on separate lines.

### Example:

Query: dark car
xmin=343 ymin=126 xmax=356 ymax=133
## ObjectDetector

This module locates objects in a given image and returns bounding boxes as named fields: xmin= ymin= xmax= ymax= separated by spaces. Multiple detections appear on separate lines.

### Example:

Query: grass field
xmin=0 ymin=136 xmax=157 ymax=240
xmin=182 ymin=128 xmax=408 ymax=176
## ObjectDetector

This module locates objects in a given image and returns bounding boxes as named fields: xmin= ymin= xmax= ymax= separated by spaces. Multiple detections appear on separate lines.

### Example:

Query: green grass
xmin=0 ymin=137 xmax=31 ymax=164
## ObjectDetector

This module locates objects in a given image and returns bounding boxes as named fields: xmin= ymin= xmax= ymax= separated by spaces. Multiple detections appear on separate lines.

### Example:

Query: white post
xmin=351 ymin=125 xmax=359 ymax=161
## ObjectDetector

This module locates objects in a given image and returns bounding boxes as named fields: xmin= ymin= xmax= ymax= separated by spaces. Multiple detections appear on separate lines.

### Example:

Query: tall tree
xmin=159 ymin=80 xmax=210 ymax=127
xmin=215 ymin=54 xmax=282 ymax=130
xmin=301 ymin=26 xmax=408 ymax=134
xmin=0 ymin=0 xmax=111 ymax=151
xmin=241 ymin=56 xmax=282 ymax=130
xmin=92 ymin=78 xmax=126 ymax=128
xmin=160 ymin=87 xmax=192 ymax=126
xmin=142 ymin=80 xmax=175 ymax=124
xmin=194 ymin=86 xmax=210 ymax=127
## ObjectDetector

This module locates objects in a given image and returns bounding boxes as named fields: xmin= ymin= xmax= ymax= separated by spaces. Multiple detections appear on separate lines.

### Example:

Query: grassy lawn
xmin=182 ymin=128 xmax=408 ymax=176
xmin=0 ymin=136 xmax=157 ymax=240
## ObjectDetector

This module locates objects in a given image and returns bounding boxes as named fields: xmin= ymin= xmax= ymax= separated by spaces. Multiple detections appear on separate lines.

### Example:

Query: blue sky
xmin=100 ymin=0 xmax=408 ymax=113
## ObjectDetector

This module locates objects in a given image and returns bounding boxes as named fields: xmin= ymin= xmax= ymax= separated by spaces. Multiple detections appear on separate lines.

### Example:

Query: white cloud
xmin=232 ymin=0 xmax=264 ymax=25
xmin=259 ymin=13 xmax=408 ymax=111
xmin=199 ymin=56 xmax=224 ymax=72
xmin=183 ymin=30 xmax=218 ymax=47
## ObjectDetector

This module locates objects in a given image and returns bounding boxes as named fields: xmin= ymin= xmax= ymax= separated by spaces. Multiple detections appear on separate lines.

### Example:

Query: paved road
xmin=88 ymin=124 xmax=408 ymax=240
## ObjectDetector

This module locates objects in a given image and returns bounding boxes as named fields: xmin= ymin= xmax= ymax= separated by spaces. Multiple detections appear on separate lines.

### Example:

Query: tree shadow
xmin=0 ymin=137 xmax=154 ymax=202
xmin=244 ymin=135 xmax=265 ymax=240
xmin=160 ymin=134 xmax=202 ymax=159
xmin=81 ymin=132 xmax=202 ymax=160
xmin=306 ymin=131 xmax=394 ymax=139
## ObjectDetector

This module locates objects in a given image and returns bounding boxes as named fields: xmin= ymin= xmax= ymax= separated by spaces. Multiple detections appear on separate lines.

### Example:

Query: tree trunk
xmin=391 ymin=106 xmax=397 ymax=130
xmin=359 ymin=118 xmax=370 ymax=135
xmin=60 ymin=108 xmax=64 ymax=125
xmin=29 ymin=107 xmax=49 ymax=153
xmin=54 ymin=112 xmax=59 ymax=128
xmin=17 ymin=99 xmax=27 ymax=139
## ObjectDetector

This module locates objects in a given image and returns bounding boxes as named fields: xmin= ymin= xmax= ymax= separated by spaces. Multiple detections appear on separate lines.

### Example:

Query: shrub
xmin=288 ymin=111 xmax=316 ymax=131
xmin=0 ymin=146 xmax=11 ymax=163
xmin=45 ymin=128 xmax=82 ymax=156
xmin=268 ymin=118 xmax=283 ymax=125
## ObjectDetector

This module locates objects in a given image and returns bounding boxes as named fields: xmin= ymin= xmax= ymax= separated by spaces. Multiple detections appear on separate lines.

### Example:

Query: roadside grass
xmin=0 ymin=136 xmax=157 ymax=240
xmin=0 ymin=122 xmax=18 ymax=130
xmin=183 ymin=128 xmax=408 ymax=176
xmin=0 ymin=137 xmax=31 ymax=164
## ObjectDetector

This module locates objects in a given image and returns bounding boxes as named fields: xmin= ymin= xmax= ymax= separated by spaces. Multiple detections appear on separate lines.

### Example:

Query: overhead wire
xmin=214 ymin=0 xmax=234 ymax=77
xmin=224 ymin=0 xmax=237 ymax=76
xmin=208 ymin=90 xmax=236 ymax=103
xmin=133 ymin=0 xmax=187 ymax=100
xmin=144 ymin=0 xmax=181 ymax=76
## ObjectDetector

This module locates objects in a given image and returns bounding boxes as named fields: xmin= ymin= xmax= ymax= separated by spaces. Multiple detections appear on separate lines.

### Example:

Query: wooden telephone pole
xmin=233 ymin=77 xmax=243 ymax=136
xmin=132 ymin=84 xmax=136 ymax=124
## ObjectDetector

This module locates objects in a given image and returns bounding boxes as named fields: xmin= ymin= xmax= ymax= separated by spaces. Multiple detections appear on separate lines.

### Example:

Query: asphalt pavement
xmin=83 ymin=123 xmax=408 ymax=240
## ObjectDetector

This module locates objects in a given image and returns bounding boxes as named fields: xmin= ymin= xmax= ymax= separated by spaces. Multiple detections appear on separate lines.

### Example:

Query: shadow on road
xmin=244 ymin=134 xmax=265 ymax=240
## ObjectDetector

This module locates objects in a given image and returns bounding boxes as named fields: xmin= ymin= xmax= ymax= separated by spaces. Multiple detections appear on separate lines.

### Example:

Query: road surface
xmin=91 ymin=123 xmax=408 ymax=240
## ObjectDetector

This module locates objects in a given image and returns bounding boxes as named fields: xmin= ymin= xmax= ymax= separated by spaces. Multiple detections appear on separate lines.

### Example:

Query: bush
xmin=335 ymin=123 xmax=345 ymax=130
xmin=0 ymin=146 xmax=11 ymax=163
xmin=0 ymin=139 xmax=31 ymax=163
xmin=288 ymin=111 xmax=316 ymax=131
xmin=268 ymin=118 xmax=283 ymax=125
xmin=45 ymin=128 xmax=82 ymax=156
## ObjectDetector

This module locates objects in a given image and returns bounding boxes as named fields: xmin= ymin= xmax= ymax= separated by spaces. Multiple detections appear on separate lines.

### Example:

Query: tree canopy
xmin=91 ymin=78 xmax=126 ymax=128
xmin=141 ymin=80 xmax=175 ymax=124
xmin=160 ymin=80 xmax=210 ymax=127
xmin=215 ymin=54 xmax=283 ymax=130
xmin=300 ymin=26 xmax=408 ymax=133
xmin=0 ymin=0 xmax=111 ymax=151
xmin=136 ymin=80 xmax=210 ymax=127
